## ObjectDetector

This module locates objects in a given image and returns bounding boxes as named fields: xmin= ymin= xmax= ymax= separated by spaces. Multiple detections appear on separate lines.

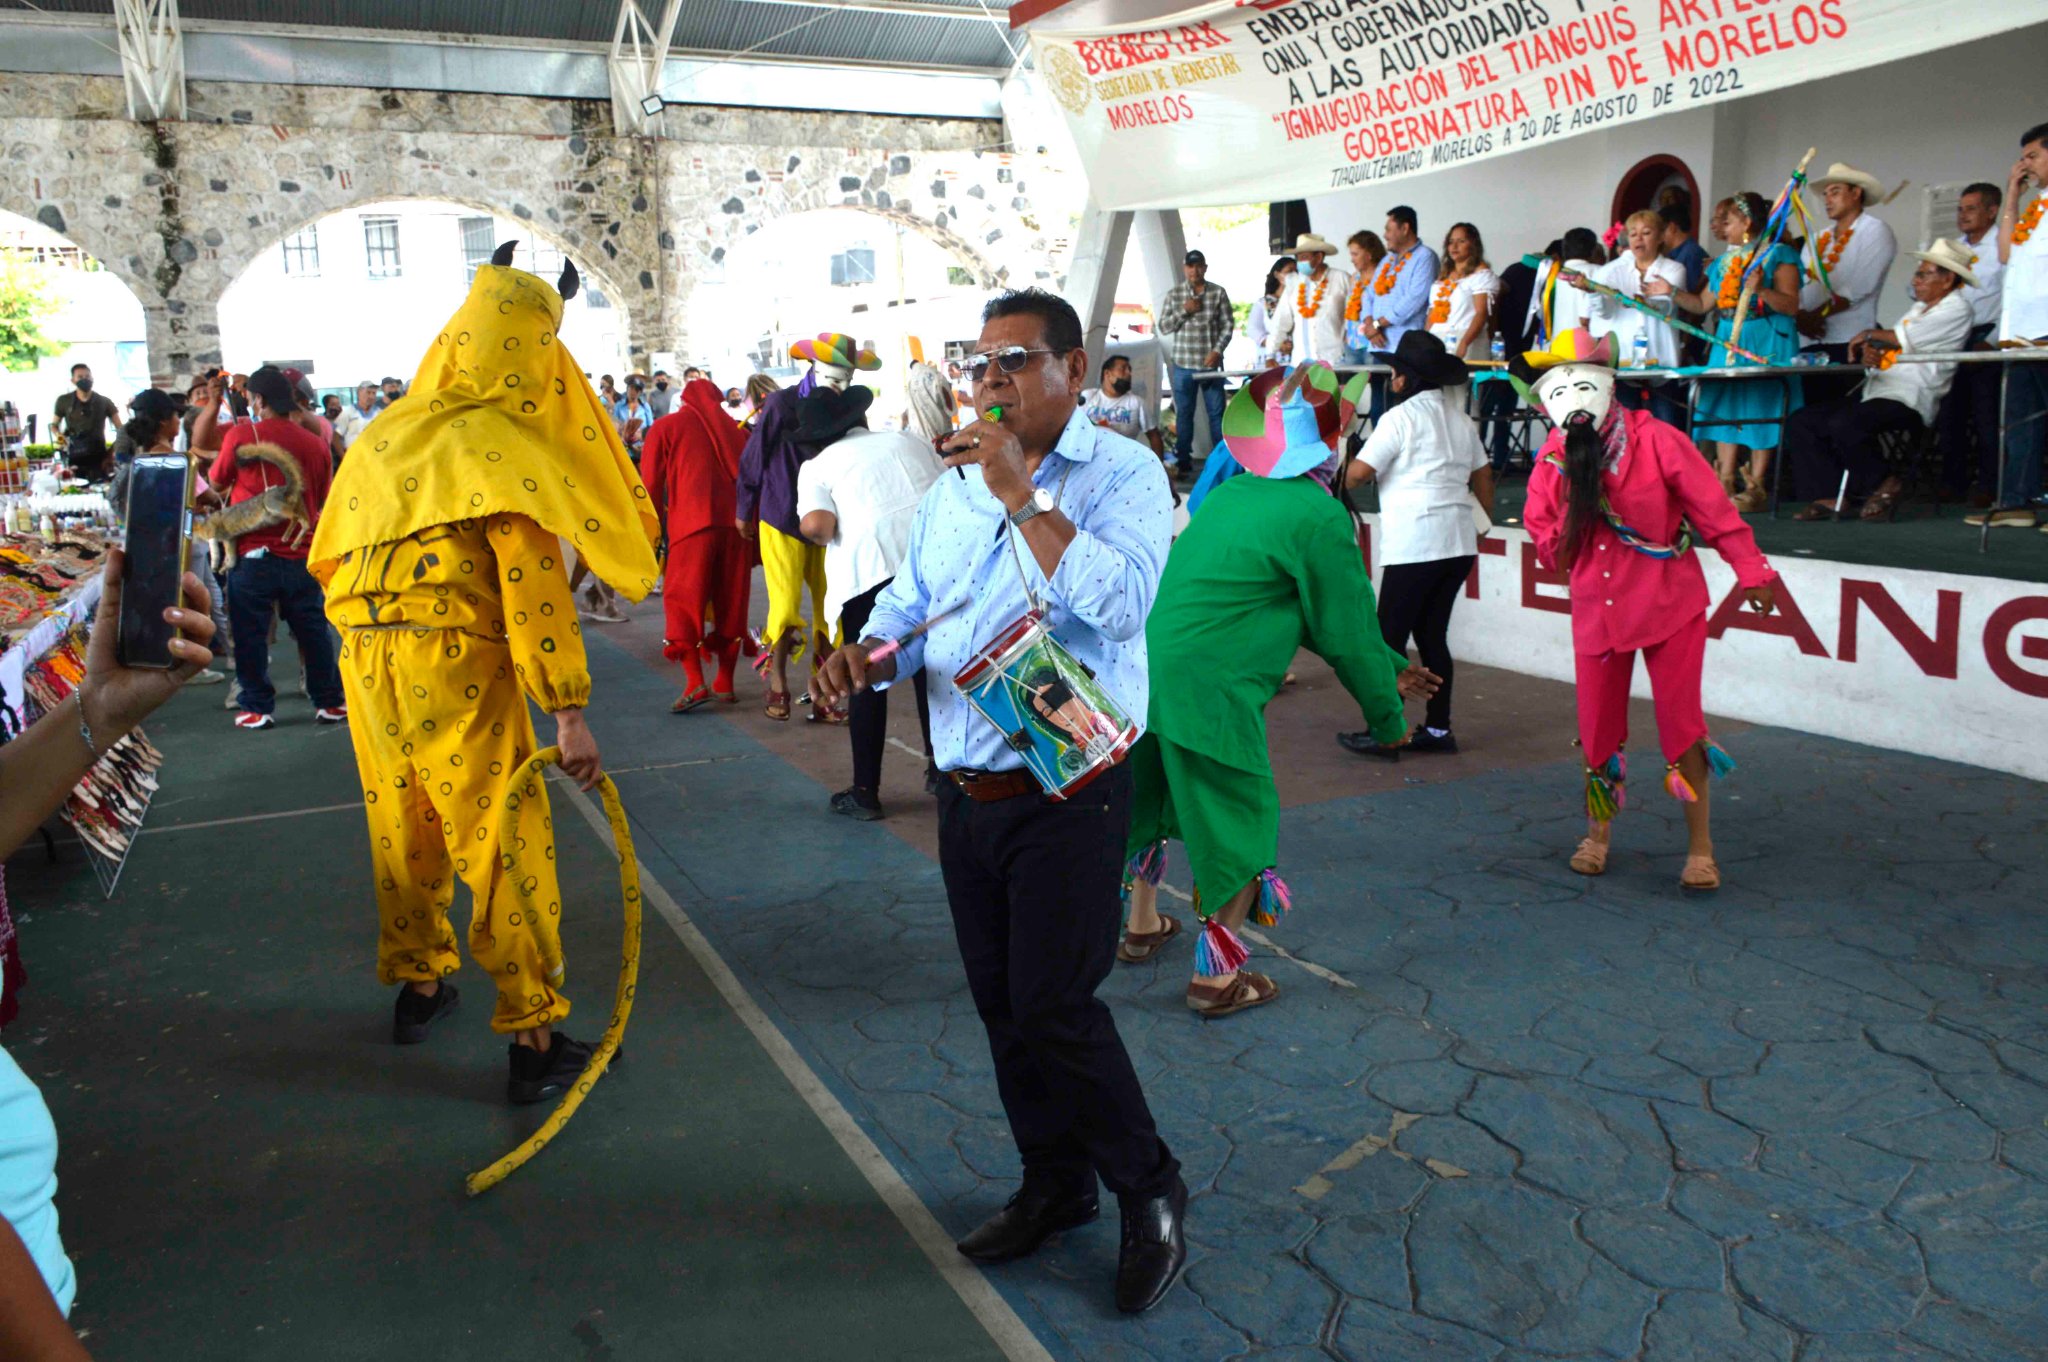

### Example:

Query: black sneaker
xmin=831 ymin=787 xmax=885 ymax=821
xmin=507 ymin=1032 xmax=613 ymax=1105
xmin=1406 ymin=726 xmax=1459 ymax=754
xmin=1336 ymin=730 xmax=1400 ymax=761
xmin=392 ymin=981 xmax=459 ymax=1045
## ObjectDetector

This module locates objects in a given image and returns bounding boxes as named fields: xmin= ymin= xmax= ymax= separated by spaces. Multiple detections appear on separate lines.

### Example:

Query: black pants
xmin=841 ymin=579 xmax=931 ymax=792
xmin=1479 ymin=380 xmax=1521 ymax=471
xmin=227 ymin=552 xmax=344 ymax=714
xmin=1617 ymin=381 xmax=1687 ymax=433
xmin=1937 ymin=326 xmax=2000 ymax=492
xmin=1377 ymin=555 xmax=1472 ymax=731
xmin=1784 ymin=397 xmax=1920 ymax=503
xmin=937 ymin=763 xmax=1178 ymax=1201
xmin=1800 ymin=342 xmax=1858 ymax=405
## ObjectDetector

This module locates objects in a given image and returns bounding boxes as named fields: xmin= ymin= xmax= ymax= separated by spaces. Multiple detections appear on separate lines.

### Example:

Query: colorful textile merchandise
xmin=0 ymin=536 xmax=109 ymax=642
xmin=20 ymin=629 xmax=163 ymax=868
xmin=1374 ymin=249 xmax=1410 ymax=297
xmin=1297 ymin=274 xmax=1331 ymax=319
xmin=1427 ymin=276 xmax=1457 ymax=326
xmin=2012 ymin=197 xmax=2046 ymax=246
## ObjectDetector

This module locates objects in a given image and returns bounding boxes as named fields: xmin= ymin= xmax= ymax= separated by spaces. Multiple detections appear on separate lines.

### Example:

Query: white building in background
xmin=0 ymin=210 xmax=148 ymax=446
xmin=219 ymin=200 xmax=629 ymax=397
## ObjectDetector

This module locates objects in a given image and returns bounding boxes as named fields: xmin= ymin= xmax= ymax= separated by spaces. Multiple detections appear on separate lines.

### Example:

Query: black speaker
xmin=1269 ymin=200 xmax=1310 ymax=252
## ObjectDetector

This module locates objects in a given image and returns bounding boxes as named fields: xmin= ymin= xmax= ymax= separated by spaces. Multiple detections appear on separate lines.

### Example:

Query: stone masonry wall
xmin=1 ymin=75 xmax=1063 ymax=381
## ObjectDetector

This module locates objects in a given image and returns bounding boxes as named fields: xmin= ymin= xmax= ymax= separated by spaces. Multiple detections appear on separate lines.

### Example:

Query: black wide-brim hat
xmin=792 ymin=385 xmax=875 ymax=446
xmin=1372 ymin=330 xmax=1469 ymax=393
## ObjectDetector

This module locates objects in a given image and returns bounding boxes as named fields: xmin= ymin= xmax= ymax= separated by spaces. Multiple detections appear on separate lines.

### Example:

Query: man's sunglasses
xmin=962 ymin=346 xmax=1067 ymax=384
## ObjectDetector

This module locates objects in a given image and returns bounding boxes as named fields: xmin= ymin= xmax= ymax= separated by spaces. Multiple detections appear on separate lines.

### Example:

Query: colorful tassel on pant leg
xmin=1585 ymin=751 xmax=1626 ymax=822
xmin=1664 ymin=762 xmax=1699 ymax=802
xmin=1194 ymin=916 xmax=1250 ymax=977
xmin=1705 ymin=741 xmax=1736 ymax=780
xmin=1120 ymin=840 xmax=1167 ymax=905
xmin=1250 ymin=869 xmax=1292 ymax=927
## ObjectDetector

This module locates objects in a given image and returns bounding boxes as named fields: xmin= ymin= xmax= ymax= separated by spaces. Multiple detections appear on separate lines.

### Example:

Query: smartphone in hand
xmin=118 ymin=456 xmax=193 ymax=669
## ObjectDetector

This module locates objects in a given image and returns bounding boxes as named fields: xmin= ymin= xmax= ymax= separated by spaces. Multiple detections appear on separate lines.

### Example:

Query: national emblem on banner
xmin=1044 ymin=44 xmax=1092 ymax=116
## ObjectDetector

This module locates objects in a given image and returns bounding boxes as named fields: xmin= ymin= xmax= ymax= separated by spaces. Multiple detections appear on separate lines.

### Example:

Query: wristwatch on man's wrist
xmin=1008 ymin=487 xmax=1056 ymax=529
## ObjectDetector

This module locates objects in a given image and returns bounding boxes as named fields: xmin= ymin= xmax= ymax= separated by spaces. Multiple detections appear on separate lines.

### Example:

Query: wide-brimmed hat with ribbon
xmin=1811 ymin=162 xmax=1894 ymax=203
xmin=1912 ymin=236 xmax=1980 ymax=289
xmin=1290 ymin=232 xmax=1339 ymax=257
xmin=1373 ymin=330 xmax=1470 ymax=393
xmin=790 ymin=332 xmax=881 ymax=371
xmin=1221 ymin=362 xmax=1367 ymax=480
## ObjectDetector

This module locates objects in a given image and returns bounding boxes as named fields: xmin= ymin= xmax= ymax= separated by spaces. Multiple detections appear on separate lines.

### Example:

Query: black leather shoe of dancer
xmin=1336 ymin=730 xmax=1400 ymax=761
xmin=1404 ymin=725 xmax=1459 ymax=754
xmin=392 ymin=981 xmax=460 ymax=1045
xmin=1114 ymin=1176 xmax=1189 ymax=1314
xmin=830 ymin=787 xmax=885 ymax=821
xmin=507 ymin=1032 xmax=614 ymax=1106
xmin=956 ymin=1184 xmax=1100 ymax=1264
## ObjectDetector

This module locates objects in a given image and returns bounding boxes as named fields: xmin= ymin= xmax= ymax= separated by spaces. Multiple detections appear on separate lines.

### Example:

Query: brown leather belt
xmin=945 ymin=767 xmax=1042 ymax=803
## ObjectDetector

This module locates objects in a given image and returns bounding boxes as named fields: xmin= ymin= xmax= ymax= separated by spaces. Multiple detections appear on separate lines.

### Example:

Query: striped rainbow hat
xmin=791 ymin=333 xmax=881 ymax=371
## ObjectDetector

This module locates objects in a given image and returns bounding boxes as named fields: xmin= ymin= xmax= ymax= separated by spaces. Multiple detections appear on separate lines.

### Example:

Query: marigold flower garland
xmin=1297 ymin=273 xmax=1331 ymax=319
xmin=1373 ymin=249 xmax=1409 ymax=297
xmin=2012 ymin=197 xmax=2046 ymax=246
xmin=1343 ymin=272 xmax=1368 ymax=322
xmin=1427 ymin=275 xmax=1457 ymax=326
xmin=1716 ymin=243 xmax=1758 ymax=310
xmin=1817 ymin=222 xmax=1854 ymax=274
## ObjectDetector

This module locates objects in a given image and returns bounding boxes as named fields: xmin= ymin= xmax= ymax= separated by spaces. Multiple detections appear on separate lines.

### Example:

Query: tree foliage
xmin=0 ymin=254 xmax=58 ymax=374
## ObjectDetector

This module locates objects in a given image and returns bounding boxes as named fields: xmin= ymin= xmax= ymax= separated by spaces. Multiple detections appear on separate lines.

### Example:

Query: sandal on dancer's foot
xmin=764 ymin=689 xmax=791 ymax=722
xmin=1186 ymin=969 xmax=1278 ymax=1018
xmin=1793 ymin=500 xmax=1842 ymax=522
xmin=1117 ymin=914 xmax=1181 ymax=964
xmin=1860 ymin=479 xmax=1904 ymax=521
xmin=1680 ymin=854 xmax=1721 ymax=891
xmin=1570 ymin=837 xmax=1610 ymax=876
xmin=670 ymin=684 xmax=712 ymax=714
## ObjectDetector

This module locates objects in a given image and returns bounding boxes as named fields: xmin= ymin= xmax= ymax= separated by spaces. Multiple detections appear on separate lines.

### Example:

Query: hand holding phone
xmin=117 ymin=456 xmax=194 ymax=669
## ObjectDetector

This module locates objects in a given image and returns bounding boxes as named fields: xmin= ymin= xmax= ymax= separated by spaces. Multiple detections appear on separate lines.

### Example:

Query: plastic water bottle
xmin=1490 ymin=335 xmax=1505 ymax=365
xmin=1631 ymin=334 xmax=1649 ymax=369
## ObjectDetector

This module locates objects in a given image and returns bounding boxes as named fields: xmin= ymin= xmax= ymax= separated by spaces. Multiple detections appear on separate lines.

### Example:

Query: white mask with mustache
xmin=1533 ymin=363 xmax=1617 ymax=431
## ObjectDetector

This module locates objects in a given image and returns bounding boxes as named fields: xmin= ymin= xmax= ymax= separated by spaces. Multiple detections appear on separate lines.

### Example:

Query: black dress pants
xmin=1937 ymin=325 xmax=2000 ymax=492
xmin=840 ymin=579 xmax=930 ymax=792
xmin=1784 ymin=397 xmax=1920 ymax=503
xmin=1377 ymin=555 xmax=1473 ymax=731
xmin=937 ymin=763 xmax=1178 ymax=1200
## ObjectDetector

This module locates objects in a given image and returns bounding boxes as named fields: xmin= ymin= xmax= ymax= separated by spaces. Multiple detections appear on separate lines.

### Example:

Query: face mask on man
xmin=1108 ymin=376 xmax=1132 ymax=397
xmin=656 ymin=379 xmax=669 ymax=391
xmin=75 ymin=376 xmax=94 ymax=394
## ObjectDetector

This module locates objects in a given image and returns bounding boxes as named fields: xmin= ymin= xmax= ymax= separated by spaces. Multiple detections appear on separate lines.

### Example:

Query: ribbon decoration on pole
xmin=1027 ymin=0 xmax=2048 ymax=210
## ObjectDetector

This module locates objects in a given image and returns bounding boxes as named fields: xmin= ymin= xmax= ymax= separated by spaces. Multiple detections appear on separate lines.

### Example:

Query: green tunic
xmin=1129 ymin=474 xmax=1409 ymax=903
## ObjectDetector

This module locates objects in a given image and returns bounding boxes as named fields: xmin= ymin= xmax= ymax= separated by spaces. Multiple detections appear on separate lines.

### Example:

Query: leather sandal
xmin=1185 ymin=969 xmax=1278 ymax=1019
xmin=1117 ymin=914 xmax=1181 ymax=964
xmin=1570 ymin=837 xmax=1610 ymax=876
xmin=1859 ymin=481 xmax=1903 ymax=521
xmin=764 ymin=689 xmax=791 ymax=722
xmin=670 ymin=684 xmax=712 ymax=714
xmin=1793 ymin=500 xmax=1840 ymax=522
xmin=1680 ymin=855 xmax=1722 ymax=891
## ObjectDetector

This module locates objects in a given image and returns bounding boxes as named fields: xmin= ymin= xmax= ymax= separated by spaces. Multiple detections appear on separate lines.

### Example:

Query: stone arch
xmin=222 ymin=191 xmax=638 ymax=341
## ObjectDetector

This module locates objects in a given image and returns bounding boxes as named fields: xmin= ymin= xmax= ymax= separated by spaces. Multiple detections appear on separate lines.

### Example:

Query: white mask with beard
xmin=812 ymin=361 xmax=853 ymax=392
xmin=1533 ymin=363 xmax=1616 ymax=432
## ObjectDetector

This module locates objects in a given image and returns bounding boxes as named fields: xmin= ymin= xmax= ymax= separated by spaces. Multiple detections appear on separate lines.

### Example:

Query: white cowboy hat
xmin=1291 ymin=232 xmax=1339 ymax=256
xmin=1913 ymin=236 xmax=1980 ymax=289
xmin=1811 ymin=162 xmax=1887 ymax=201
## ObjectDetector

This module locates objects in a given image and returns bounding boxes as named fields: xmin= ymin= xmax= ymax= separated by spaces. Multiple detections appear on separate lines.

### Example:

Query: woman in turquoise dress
xmin=1673 ymin=191 xmax=1805 ymax=512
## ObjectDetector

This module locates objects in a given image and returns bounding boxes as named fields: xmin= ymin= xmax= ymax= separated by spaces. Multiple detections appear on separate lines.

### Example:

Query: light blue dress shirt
xmin=866 ymin=407 xmax=1173 ymax=774
xmin=1374 ymin=243 xmax=1441 ymax=349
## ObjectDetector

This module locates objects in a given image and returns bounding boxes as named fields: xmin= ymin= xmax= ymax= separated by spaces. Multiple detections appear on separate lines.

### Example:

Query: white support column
xmin=1129 ymin=209 xmax=1211 ymax=456
xmin=1066 ymin=203 xmax=1132 ymax=373
xmin=112 ymin=0 xmax=185 ymax=122
xmin=608 ymin=0 xmax=684 ymax=137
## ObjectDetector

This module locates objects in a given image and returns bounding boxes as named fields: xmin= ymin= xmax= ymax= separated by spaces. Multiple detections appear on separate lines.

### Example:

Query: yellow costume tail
xmin=465 ymin=747 xmax=643 ymax=1197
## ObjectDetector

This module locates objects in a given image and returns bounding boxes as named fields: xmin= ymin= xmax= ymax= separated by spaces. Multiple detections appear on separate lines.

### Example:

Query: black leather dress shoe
xmin=1115 ymin=1177 xmax=1188 ymax=1313
xmin=956 ymin=1185 xmax=1099 ymax=1264
xmin=1336 ymin=730 xmax=1400 ymax=761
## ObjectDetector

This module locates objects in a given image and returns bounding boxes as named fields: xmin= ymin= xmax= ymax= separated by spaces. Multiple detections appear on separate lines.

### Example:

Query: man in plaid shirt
xmin=1157 ymin=250 xmax=1234 ymax=472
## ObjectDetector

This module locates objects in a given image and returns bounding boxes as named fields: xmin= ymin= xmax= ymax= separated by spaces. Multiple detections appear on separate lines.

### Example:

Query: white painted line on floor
xmin=551 ymin=776 xmax=1055 ymax=1362
xmin=887 ymin=737 xmax=930 ymax=761
xmin=1154 ymin=881 xmax=1359 ymax=990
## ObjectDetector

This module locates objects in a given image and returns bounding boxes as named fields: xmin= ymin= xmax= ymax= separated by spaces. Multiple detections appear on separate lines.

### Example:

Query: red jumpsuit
xmin=640 ymin=380 xmax=754 ymax=695
xmin=1523 ymin=407 xmax=1777 ymax=799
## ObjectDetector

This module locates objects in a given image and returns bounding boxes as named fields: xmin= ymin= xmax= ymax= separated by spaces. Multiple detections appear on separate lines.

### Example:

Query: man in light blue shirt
xmin=814 ymin=289 xmax=1187 ymax=1315
xmin=1361 ymin=205 xmax=1440 ymax=353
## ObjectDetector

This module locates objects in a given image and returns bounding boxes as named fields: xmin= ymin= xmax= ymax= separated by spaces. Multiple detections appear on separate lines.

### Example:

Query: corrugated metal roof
xmin=5 ymin=0 xmax=1021 ymax=70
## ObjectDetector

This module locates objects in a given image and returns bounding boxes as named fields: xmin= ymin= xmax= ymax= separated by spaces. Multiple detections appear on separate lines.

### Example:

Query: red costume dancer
xmin=1515 ymin=329 xmax=1779 ymax=891
xmin=641 ymin=378 xmax=755 ymax=711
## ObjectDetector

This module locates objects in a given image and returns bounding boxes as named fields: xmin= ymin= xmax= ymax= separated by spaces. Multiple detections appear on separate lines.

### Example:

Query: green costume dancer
xmin=1122 ymin=365 xmax=1429 ymax=1018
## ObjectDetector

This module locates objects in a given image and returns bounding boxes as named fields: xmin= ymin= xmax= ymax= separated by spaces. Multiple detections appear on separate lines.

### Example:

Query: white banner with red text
xmin=1028 ymin=0 xmax=2048 ymax=210
xmin=1355 ymin=517 xmax=2048 ymax=783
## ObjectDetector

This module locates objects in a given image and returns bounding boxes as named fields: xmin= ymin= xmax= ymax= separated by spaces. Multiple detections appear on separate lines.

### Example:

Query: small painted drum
xmin=953 ymin=610 xmax=1138 ymax=800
